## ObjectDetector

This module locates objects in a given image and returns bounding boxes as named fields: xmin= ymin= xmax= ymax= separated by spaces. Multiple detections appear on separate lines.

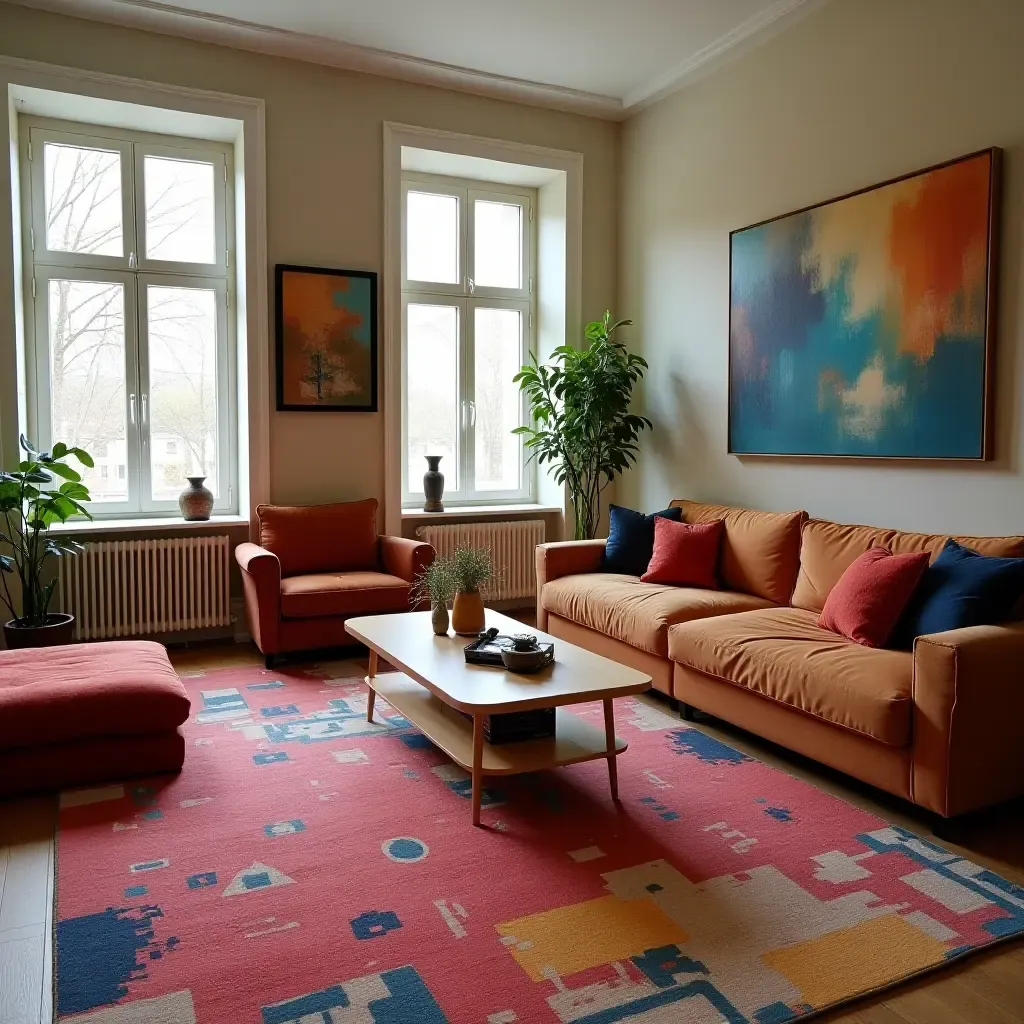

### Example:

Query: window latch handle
xmin=128 ymin=251 xmax=137 ymax=268
xmin=129 ymin=393 xmax=137 ymax=424
xmin=468 ymin=277 xmax=475 ymax=295
xmin=141 ymin=393 xmax=148 ymax=424
xmin=469 ymin=400 xmax=476 ymax=427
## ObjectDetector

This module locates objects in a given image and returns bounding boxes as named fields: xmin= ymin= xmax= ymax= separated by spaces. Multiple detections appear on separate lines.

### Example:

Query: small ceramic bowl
xmin=501 ymin=645 xmax=552 ymax=673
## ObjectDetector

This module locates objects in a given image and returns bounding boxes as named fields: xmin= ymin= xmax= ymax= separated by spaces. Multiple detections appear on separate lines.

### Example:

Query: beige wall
xmin=0 ymin=3 xmax=619 ymax=513
xmin=620 ymin=0 xmax=1024 ymax=534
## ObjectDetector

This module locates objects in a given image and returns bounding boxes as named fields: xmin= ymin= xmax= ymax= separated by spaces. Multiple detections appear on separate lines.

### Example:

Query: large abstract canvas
xmin=729 ymin=149 xmax=1000 ymax=459
xmin=275 ymin=264 xmax=378 ymax=411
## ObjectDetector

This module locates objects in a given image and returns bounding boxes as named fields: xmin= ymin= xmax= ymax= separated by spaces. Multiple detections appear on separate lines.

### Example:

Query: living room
xmin=1 ymin=1 xmax=1022 ymax=1022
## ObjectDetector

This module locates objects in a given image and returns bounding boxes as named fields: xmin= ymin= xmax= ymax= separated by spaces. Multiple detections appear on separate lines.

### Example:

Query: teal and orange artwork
xmin=729 ymin=149 xmax=1000 ymax=458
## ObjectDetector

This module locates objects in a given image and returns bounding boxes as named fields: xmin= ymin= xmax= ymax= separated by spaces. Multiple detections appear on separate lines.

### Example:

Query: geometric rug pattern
xmin=55 ymin=657 xmax=1024 ymax=1023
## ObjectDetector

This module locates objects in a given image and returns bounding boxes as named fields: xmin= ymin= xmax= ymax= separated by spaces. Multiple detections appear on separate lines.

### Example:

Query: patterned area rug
xmin=54 ymin=657 xmax=1024 ymax=1023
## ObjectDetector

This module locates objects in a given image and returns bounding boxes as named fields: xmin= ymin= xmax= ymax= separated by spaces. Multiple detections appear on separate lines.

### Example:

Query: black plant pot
xmin=3 ymin=612 xmax=76 ymax=649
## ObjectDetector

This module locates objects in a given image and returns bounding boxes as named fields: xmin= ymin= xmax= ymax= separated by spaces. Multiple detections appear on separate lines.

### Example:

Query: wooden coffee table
xmin=344 ymin=609 xmax=652 ymax=825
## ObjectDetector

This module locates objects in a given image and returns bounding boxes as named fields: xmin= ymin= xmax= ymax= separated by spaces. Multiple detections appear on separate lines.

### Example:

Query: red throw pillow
xmin=819 ymin=547 xmax=930 ymax=648
xmin=641 ymin=517 xmax=723 ymax=589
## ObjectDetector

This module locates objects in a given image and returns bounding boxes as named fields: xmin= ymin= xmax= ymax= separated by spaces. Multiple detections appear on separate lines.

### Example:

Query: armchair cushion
xmin=257 ymin=499 xmax=379 ymax=577
xmin=280 ymin=572 xmax=411 ymax=619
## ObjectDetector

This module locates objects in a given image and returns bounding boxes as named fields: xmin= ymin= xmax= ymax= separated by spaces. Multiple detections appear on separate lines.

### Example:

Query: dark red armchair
xmin=236 ymin=499 xmax=433 ymax=666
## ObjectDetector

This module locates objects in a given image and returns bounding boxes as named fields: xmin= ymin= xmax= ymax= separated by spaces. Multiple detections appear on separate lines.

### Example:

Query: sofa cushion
xmin=0 ymin=641 xmax=190 ymax=752
xmin=542 ymin=573 xmax=774 ymax=656
xmin=280 ymin=571 xmax=411 ymax=619
xmin=819 ymin=548 xmax=930 ymax=648
xmin=258 ymin=499 xmax=379 ymax=577
xmin=893 ymin=540 xmax=1024 ymax=644
xmin=641 ymin=517 xmax=723 ymax=588
xmin=668 ymin=607 xmax=912 ymax=746
xmin=671 ymin=500 xmax=805 ymax=604
xmin=793 ymin=518 xmax=1024 ymax=613
xmin=603 ymin=504 xmax=683 ymax=576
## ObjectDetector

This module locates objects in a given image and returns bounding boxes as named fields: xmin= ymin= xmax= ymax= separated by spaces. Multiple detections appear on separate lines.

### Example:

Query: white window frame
xmin=401 ymin=172 xmax=536 ymax=507
xmin=20 ymin=116 xmax=237 ymax=518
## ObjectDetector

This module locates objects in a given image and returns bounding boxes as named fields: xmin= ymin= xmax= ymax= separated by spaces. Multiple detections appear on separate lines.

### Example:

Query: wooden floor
xmin=1 ymin=639 xmax=1022 ymax=1024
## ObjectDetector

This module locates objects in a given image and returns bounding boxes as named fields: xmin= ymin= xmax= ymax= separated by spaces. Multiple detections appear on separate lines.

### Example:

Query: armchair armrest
xmin=235 ymin=542 xmax=282 ymax=655
xmin=380 ymin=535 xmax=434 ymax=587
xmin=912 ymin=621 xmax=1024 ymax=817
xmin=535 ymin=540 xmax=607 ymax=630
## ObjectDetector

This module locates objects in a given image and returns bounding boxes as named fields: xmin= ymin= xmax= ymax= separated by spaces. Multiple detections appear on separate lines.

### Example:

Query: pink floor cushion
xmin=0 ymin=641 xmax=190 ymax=796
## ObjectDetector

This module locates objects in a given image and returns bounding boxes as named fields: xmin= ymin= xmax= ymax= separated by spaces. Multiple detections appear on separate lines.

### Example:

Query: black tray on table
xmin=463 ymin=633 xmax=554 ymax=668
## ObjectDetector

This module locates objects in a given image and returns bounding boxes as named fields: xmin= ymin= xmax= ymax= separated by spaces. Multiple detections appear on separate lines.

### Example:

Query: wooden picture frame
xmin=728 ymin=148 xmax=1001 ymax=460
xmin=275 ymin=264 xmax=379 ymax=412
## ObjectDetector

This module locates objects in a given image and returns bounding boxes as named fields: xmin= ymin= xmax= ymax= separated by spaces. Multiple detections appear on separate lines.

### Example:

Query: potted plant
xmin=412 ymin=556 xmax=458 ymax=635
xmin=1 ymin=435 xmax=94 ymax=649
xmin=449 ymin=547 xmax=498 ymax=636
xmin=514 ymin=311 xmax=652 ymax=540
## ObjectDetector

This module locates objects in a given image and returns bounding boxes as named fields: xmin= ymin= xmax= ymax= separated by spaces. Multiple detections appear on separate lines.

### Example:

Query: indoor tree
xmin=514 ymin=312 xmax=652 ymax=540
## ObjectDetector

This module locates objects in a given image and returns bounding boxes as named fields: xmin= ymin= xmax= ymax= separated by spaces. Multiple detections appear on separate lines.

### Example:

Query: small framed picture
xmin=275 ymin=264 xmax=378 ymax=411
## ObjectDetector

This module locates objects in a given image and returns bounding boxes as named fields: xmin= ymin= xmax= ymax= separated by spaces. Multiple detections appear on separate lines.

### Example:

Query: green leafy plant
xmin=411 ymin=555 xmax=457 ymax=608
xmin=514 ymin=311 xmax=652 ymax=540
xmin=0 ymin=435 xmax=94 ymax=628
xmin=449 ymin=547 xmax=499 ymax=595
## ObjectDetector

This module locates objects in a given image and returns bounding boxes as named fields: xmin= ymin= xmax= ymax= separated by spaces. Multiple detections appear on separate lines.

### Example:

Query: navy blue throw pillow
xmin=895 ymin=539 xmax=1024 ymax=645
xmin=602 ymin=504 xmax=683 ymax=577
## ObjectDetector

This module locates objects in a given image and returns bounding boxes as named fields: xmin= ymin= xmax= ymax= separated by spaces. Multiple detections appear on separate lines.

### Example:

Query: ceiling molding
xmin=624 ymin=0 xmax=827 ymax=110
xmin=6 ymin=0 xmax=625 ymax=119
xmin=6 ymin=0 xmax=830 ymax=120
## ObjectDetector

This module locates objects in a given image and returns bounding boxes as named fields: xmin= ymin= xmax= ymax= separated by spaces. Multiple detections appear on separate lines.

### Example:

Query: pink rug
xmin=54 ymin=658 xmax=1024 ymax=1023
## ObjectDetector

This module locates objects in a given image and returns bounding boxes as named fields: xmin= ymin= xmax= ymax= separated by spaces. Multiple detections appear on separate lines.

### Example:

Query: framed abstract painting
xmin=729 ymin=148 xmax=1001 ymax=459
xmin=275 ymin=264 xmax=378 ymax=411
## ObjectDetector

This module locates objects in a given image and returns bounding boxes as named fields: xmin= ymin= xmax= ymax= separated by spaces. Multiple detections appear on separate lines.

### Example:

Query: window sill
xmin=50 ymin=515 xmax=249 ymax=536
xmin=401 ymin=503 xmax=561 ymax=521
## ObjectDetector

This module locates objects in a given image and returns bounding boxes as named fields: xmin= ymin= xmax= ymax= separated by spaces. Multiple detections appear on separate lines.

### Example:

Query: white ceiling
xmin=8 ymin=0 xmax=824 ymax=118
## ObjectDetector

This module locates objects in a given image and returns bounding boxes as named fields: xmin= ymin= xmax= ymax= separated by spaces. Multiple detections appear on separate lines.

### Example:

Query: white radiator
xmin=416 ymin=520 xmax=545 ymax=602
xmin=58 ymin=536 xmax=231 ymax=640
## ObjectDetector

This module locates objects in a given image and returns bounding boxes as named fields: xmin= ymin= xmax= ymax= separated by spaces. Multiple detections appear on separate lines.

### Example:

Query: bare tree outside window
xmin=147 ymin=286 xmax=218 ymax=500
xmin=44 ymin=143 xmax=123 ymax=256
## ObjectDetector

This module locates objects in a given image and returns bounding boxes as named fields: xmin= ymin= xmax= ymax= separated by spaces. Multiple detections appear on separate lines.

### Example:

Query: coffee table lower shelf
xmin=368 ymin=671 xmax=627 ymax=824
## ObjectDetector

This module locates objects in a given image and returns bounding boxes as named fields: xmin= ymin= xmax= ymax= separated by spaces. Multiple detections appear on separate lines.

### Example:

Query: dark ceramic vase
xmin=179 ymin=476 xmax=214 ymax=521
xmin=423 ymin=456 xmax=445 ymax=512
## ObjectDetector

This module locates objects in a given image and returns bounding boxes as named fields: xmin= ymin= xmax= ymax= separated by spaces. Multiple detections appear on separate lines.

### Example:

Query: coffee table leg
xmin=366 ymin=650 xmax=378 ymax=722
xmin=471 ymin=714 xmax=484 ymax=827
xmin=603 ymin=698 xmax=619 ymax=802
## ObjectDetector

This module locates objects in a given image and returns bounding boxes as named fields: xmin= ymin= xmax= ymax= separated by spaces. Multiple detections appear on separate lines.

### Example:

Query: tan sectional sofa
xmin=537 ymin=499 xmax=1024 ymax=821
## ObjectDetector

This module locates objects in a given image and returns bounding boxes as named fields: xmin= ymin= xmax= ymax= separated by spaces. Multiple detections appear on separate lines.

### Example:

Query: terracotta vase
xmin=451 ymin=590 xmax=485 ymax=636
xmin=430 ymin=602 xmax=450 ymax=636
xmin=423 ymin=456 xmax=445 ymax=512
xmin=179 ymin=476 xmax=214 ymax=521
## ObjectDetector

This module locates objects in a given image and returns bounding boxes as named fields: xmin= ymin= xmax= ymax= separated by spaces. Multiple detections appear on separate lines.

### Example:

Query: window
xmin=401 ymin=174 xmax=535 ymax=505
xmin=22 ymin=118 xmax=236 ymax=517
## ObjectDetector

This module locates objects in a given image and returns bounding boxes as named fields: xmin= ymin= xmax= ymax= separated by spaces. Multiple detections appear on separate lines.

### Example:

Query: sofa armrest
xmin=912 ymin=621 xmax=1024 ymax=817
xmin=235 ymin=542 xmax=282 ymax=655
xmin=380 ymin=535 xmax=435 ymax=588
xmin=536 ymin=540 xmax=607 ymax=630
